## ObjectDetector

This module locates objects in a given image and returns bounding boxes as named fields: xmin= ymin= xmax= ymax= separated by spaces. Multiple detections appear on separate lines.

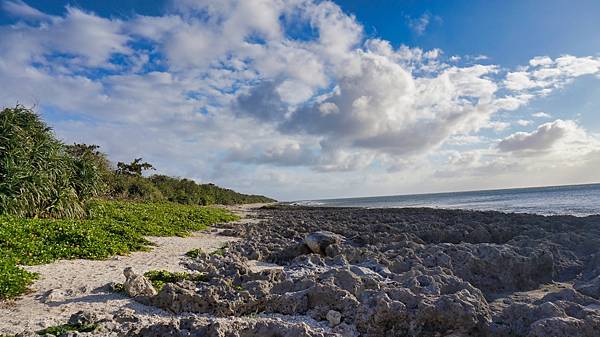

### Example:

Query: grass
xmin=143 ymin=270 xmax=208 ymax=291
xmin=0 ymin=200 xmax=239 ymax=299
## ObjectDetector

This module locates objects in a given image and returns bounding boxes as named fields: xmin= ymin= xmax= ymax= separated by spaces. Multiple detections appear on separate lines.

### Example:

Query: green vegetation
xmin=0 ymin=106 xmax=267 ymax=299
xmin=87 ymin=200 xmax=238 ymax=237
xmin=150 ymin=175 xmax=275 ymax=205
xmin=111 ymin=282 xmax=125 ymax=293
xmin=0 ymin=106 xmax=274 ymax=208
xmin=37 ymin=323 xmax=97 ymax=335
xmin=0 ymin=200 xmax=238 ymax=299
xmin=0 ymin=258 xmax=38 ymax=299
xmin=185 ymin=248 xmax=204 ymax=258
xmin=0 ymin=106 xmax=104 ymax=218
xmin=210 ymin=243 xmax=229 ymax=256
xmin=143 ymin=270 xmax=208 ymax=291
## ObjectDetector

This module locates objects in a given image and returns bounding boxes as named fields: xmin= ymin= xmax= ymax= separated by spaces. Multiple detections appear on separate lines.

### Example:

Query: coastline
xmin=290 ymin=183 xmax=600 ymax=217
xmin=3 ymin=205 xmax=600 ymax=336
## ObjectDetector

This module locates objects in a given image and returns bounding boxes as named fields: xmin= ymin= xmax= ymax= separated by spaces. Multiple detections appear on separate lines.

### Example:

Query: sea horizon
xmin=293 ymin=182 xmax=600 ymax=217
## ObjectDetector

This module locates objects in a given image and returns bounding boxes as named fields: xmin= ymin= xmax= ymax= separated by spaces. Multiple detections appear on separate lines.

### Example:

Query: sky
xmin=1 ymin=0 xmax=599 ymax=201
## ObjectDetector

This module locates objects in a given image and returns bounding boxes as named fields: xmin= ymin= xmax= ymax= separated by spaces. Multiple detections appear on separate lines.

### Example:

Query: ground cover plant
xmin=36 ymin=322 xmax=97 ymax=336
xmin=185 ymin=248 xmax=204 ymax=258
xmin=86 ymin=200 xmax=239 ymax=237
xmin=143 ymin=270 xmax=208 ymax=291
xmin=0 ymin=200 xmax=239 ymax=299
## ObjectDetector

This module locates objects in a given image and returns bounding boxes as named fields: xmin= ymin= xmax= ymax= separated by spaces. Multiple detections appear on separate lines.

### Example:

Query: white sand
xmin=0 ymin=204 xmax=267 ymax=335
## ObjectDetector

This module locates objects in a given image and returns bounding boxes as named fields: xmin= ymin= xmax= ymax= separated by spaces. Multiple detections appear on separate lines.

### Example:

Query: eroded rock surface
xmin=166 ymin=207 xmax=600 ymax=336
xmin=136 ymin=206 xmax=600 ymax=336
xmin=18 ymin=206 xmax=600 ymax=337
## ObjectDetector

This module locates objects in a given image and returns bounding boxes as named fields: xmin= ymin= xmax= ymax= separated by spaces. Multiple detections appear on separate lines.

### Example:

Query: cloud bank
xmin=1 ymin=0 xmax=599 ymax=199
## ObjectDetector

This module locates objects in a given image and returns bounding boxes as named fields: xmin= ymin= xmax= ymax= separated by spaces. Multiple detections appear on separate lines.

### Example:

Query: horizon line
xmin=293 ymin=181 xmax=600 ymax=203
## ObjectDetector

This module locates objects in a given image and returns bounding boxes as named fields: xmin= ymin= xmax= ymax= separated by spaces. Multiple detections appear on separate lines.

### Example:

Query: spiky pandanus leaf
xmin=0 ymin=106 xmax=101 ymax=218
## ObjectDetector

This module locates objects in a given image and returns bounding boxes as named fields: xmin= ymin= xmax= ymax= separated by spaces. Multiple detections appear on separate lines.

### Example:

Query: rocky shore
xmin=12 ymin=205 xmax=600 ymax=336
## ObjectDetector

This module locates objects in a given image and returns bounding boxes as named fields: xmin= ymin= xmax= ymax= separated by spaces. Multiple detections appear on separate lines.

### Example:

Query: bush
xmin=0 ymin=106 xmax=102 ymax=218
xmin=150 ymin=175 xmax=275 ymax=206
xmin=185 ymin=248 xmax=204 ymax=258
xmin=110 ymin=174 xmax=164 ymax=202
xmin=65 ymin=143 xmax=112 ymax=198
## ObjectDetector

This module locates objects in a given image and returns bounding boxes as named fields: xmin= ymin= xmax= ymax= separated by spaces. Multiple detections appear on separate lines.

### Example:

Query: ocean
xmin=295 ymin=183 xmax=600 ymax=217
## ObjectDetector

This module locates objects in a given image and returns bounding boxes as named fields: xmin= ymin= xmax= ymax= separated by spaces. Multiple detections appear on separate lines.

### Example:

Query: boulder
xmin=528 ymin=317 xmax=586 ymax=337
xmin=123 ymin=267 xmax=157 ymax=297
xmin=327 ymin=310 xmax=342 ymax=327
xmin=305 ymin=231 xmax=342 ymax=255
xmin=575 ymin=275 xmax=600 ymax=299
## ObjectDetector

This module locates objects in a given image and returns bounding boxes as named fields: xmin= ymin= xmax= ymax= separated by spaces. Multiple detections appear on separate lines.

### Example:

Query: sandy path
xmin=0 ymin=204 xmax=266 ymax=335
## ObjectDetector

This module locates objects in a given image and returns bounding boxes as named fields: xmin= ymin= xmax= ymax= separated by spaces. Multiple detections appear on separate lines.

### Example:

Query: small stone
xmin=42 ymin=289 xmax=66 ymax=303
xmin=326 ymin=309 xmax=342 ymax=327
xmin=68 ymin=310 xmax=97 ymax=326
xmin=123 ymin=267 xmax=157 ymax=297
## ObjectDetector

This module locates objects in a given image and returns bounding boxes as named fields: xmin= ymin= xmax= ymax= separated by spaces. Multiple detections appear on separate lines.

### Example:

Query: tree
xmin=116 ymin=158 xmax=155 ymax=176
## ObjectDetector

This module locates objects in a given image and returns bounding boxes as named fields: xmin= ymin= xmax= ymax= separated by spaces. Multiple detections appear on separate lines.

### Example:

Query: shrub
xmin=109 ymin=174 xmax=164 ymax=202
xmin=0 ymin=106 xmax=102 ymax=218
xmin=150 ymin=175 xmax=275 ymax=206
xmin=65 ymin=143 xmax=110 ymax=199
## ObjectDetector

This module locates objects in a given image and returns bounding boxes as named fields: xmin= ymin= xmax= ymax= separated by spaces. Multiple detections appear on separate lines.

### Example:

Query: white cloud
xmin=516 ymin=119 xmax=532 ymax=126
xmin=407 ymin=13 xmax=430 ymax=35
xmin=505 ymin=71 xmax=537 ymax=91
xmin=2 ymin=0 xmax=50 ymax=20
xmin=497 ymin=119 xmax=597 ymax=155
xmin=1 ymin=0 xmax=600 ymax=199
xmin=0 ymin=5 xmax=129 ymax=69
xmin=532 ymin=111 xmax=552 ymax=118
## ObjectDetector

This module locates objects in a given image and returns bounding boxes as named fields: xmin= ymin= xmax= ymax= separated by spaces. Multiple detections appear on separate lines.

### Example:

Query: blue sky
xmin=5 ymin=0 xmax=599 ymax=66
xmin=338 ymin=0 xmax=600 ymax=65
xmin=1 ymin=0 xmax=599 ymax=200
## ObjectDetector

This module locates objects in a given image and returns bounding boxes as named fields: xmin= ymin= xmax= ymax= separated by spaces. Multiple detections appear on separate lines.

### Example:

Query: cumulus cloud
xmin=505 ymin=55 xmax=600 ymax=94
xmin=498 ymin=119 xmax=597 ymax=155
